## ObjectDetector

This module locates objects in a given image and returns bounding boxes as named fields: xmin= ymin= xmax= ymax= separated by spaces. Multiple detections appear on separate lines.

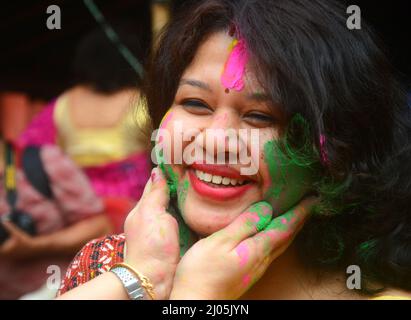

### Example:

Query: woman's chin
xmin=181 ymin=209 xmax=240 ymax=237
xmin=185 ymin=221 xmax=230 ymax=237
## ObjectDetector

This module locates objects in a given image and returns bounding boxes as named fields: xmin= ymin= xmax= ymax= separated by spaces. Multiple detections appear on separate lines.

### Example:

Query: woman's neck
xmin=241 ymin=242 xmax=364 ymax=300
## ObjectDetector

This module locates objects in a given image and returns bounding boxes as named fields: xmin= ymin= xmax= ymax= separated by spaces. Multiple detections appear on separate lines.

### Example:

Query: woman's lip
xmin=189 ymin=170 xmax=253 ymax=201
xmin=190 ymin=162 xmax=253 ymax=181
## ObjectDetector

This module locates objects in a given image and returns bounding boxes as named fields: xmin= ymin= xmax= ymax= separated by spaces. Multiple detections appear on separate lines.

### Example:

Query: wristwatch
xmin=110 ymin=266 xmax=148 ymax=300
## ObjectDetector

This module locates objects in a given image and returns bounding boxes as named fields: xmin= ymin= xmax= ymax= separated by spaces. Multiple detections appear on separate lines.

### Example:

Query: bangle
xmin=111 ymin=263 xmax=156 ymax=300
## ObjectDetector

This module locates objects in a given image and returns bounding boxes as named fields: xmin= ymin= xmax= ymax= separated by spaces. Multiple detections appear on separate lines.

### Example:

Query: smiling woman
xmin=57 ymin=0 xmax=411 ymax=300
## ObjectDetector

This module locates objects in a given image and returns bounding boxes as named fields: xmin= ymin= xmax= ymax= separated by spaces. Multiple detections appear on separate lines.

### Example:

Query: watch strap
xmin=110 ymin=266 xmax=147 ymax=300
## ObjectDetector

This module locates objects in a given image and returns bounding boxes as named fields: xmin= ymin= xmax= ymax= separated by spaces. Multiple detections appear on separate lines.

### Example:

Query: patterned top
xmin=58 ymin=234 xmax=411 ymax=300
xmin=58 ymin=234 xmax=126 ymax=296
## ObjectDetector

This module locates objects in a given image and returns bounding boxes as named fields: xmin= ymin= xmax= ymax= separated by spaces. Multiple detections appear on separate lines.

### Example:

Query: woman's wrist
xmin=124 ymin=257 xmax=173 ymax=299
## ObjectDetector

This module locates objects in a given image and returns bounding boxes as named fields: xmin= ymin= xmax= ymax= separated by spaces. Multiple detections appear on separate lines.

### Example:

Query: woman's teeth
xmin=195 ymin=170 xmax=246 ymax=186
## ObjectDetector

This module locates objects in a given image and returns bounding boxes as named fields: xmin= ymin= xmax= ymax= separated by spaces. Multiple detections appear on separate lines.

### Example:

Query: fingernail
xmin=151 ymin=167 xmax=161 ymax=182
xmin=249 ymin=201 xmax=273 ymax=232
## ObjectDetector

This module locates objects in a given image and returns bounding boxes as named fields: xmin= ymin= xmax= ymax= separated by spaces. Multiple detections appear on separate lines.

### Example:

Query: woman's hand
xmin=123 ymin=167 xmax=180 ymax=300
xmin=170 ymin=197 xmax=317 ymax=300
xmin=0 ymin=220 xmax=39 ymax=260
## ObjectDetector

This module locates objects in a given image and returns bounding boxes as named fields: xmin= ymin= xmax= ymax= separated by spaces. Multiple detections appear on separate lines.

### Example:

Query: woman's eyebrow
xmin=179 ymin=78 xmax=212 ymax=92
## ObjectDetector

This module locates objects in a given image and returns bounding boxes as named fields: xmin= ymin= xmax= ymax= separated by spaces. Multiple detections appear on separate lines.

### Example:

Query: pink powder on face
xmin=159 ymin=109 xmax=174 ymax=130
xmin=221 ymin=38 xmax=249 ymax=91
xmin=236 ymin=242 xmax=250 ymax=267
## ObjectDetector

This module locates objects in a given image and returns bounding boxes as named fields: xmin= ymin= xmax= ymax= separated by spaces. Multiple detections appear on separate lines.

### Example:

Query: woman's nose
xmin=200 ymin=110 xmax=242 ymax=163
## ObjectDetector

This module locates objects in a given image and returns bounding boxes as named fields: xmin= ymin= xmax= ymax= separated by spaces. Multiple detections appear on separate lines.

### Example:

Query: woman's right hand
xmin=170 ymin=197 xmax=317 ymax=300
xmin=123 ymin=167 xmax=180 ymax=300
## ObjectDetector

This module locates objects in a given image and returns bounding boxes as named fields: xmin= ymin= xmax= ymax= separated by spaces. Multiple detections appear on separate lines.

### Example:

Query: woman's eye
xmin=243 ymin=112 xmax=275 ymax=126
xmin=181 ymin=99 xmax=213 ymax=114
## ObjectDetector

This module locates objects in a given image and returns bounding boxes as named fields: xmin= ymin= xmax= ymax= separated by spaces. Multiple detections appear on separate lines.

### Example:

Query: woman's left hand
xmin=0 ymin=220 xmax=40 ymax=260
xmin=170 ymin=197 xmax=317 ymax=300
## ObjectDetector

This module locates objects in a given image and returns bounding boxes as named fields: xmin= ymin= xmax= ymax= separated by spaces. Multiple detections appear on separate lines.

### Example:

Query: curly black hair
xmin=143 ymin=0 xmax=411 ymax=294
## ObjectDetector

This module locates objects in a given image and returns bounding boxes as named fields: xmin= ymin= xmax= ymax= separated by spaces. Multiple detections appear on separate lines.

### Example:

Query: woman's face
xmin=156 ymin=32 xmax=314 ymax=236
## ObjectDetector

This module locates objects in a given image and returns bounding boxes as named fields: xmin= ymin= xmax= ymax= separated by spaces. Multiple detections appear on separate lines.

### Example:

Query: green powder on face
xmin=156 ymin=147 xmax=178 ymax=197
xmin=177 ymin=179 xmax=190 ymax=213
xmin=169 ymin=177 xmax=192 ymax=256
xmin=168 ymin=197 xmax=192 ymax=257
xmin=262 ymin=115 xmax=319 ymax=213
xmin=152 ymin=113 xmax=194 ymax=256
xmin=154 ymin=142 xmax=191 ymax=255
xmin=178 ymin=223 xmax=192 ymax=256
xmin=263 ymin=140 xmax=288 ymax=201
xmin=177 ymin=179 xmax=192 ymax=256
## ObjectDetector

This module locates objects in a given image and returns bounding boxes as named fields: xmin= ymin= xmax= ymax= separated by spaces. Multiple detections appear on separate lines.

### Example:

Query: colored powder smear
xmin=160 ymin=109 xmax=173 ymax=131
xmin=236 ymin=243 xmax=250 ymax=268
xmin=156 ymin=109 xmax=179 ymax=197
xmin=176 ymin=179 xmax=193 ymax=256
xmin=265 ymin=209 xmax=297 ymax=232
xmin=263 ymin=140 xmax=288 ymax=201
xmin=242 ymin=274 xmax=252 ymax=288
xmin=158 ymin=152 xmax=178 ymax=198
xmin=155 ymin=108 xmax=192 ymax=255
xmin=262 ymin=115 xmax=318 ymax=212
xmin=221 ymin=38 xmax=248 ymax=91
xmin=247 ymin=202 xmax=272 ymax=232
xmin=177 ymin=179 xmax=190 ymax=212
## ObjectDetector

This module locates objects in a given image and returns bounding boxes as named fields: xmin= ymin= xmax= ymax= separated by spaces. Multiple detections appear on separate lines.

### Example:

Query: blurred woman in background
xmin=18 ymin=24 xmax=152 ymax=233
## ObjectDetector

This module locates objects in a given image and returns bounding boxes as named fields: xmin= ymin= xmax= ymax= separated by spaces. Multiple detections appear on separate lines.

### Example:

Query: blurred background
xmin=0 ymin=0 xmax=410 ymax=300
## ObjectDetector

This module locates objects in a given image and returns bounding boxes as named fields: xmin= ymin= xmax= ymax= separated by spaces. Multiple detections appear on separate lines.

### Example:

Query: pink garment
xmin=0 ymin=145 xmax=103 ymax=299
xmin=17 ymin=99 xmax=151 ymax=201
xmin=83 ymin=153 xmax=150 ymax=201
xmin=17 ymin=99 xmax=57 ymax=148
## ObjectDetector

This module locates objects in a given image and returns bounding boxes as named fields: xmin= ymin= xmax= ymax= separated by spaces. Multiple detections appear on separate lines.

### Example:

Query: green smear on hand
xmin=247 ymin=202 xmax=272 ymax=232
xmin=265 ymin=209 xmax=296 ymax=232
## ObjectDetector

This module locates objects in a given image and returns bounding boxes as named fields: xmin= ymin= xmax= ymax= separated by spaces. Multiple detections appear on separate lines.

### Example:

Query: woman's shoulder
xmin=58 ymin=234 xmax=125 ymax=296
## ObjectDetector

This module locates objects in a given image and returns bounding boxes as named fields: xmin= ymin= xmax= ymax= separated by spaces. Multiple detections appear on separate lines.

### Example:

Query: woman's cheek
xmin=155 ymin=107 xmax=188 ymax=198
xmin=260 ymin=139 xmax=314 ymax=214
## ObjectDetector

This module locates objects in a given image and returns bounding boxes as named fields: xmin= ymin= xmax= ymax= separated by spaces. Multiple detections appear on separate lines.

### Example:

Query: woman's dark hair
xmin=72 ymin=22 xmax=149 ymax=93
xmin=144 ymin=0 xmax=411 ymax=293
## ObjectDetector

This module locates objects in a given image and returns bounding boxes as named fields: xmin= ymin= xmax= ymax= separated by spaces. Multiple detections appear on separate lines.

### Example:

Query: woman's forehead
xmin=180 ymin=32 xmax=265 ymax=96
